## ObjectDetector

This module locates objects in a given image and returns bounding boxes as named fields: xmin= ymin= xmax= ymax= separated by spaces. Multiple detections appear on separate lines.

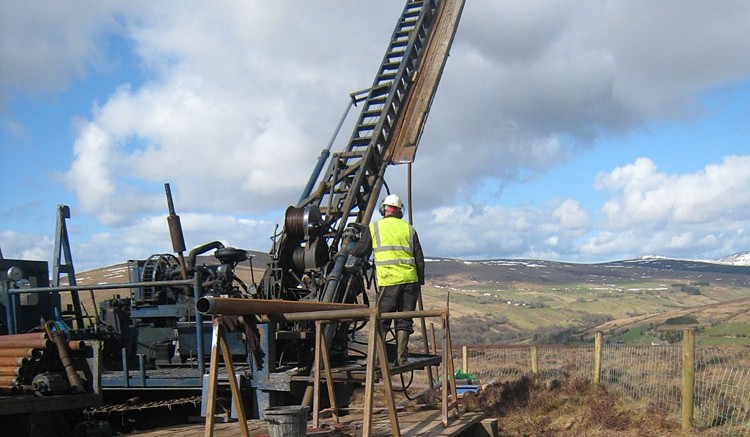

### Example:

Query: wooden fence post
xmin=682 ymin=328 xmax=695 ymax=432
xmin=462 ymin=346 xmax=468 ymax=374
xmin=593 ymin=331 xmax=602 ymax=385
xmin=531 ymin=345 xmax=538 ymax=375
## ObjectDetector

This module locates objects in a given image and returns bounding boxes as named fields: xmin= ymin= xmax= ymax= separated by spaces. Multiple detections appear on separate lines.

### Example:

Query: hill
xmin=69 ymin=253 xmax=750 ymax=346
xmin=417 ymin=257 xmax=750 ymax=345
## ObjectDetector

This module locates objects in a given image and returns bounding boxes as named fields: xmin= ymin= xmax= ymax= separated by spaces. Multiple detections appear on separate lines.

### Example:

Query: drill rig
xmin=248 ymin=0 xmax=465 ymax=410
xmin=0 ymin=0 xmax=465 ymax=425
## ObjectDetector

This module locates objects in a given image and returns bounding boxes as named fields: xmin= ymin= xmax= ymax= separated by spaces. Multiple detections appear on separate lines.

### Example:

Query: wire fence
xmin=454 ymin=336 xmax=750 ymax=436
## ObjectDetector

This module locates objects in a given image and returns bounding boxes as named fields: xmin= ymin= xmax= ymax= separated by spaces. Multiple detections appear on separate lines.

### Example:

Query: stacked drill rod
xmin=0 ymin=330 xmax=86 ymax=393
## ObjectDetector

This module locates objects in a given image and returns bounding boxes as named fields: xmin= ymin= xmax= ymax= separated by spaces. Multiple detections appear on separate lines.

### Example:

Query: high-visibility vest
xmin=370 ymin=217 xmax=418 ymax=286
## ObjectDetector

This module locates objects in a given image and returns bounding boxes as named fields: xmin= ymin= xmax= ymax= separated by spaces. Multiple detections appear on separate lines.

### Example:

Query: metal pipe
xmin=0 ymin=338 xmax=51 ymax=349
xmin=121 ymin=347 xmax=129 ymax=388
xmin=298 ymin=89 xmax=371 ymax=205
xmin=196 ymin=296 xmax=367 ymax=316
xmin=6 ymin=278 xmax=194 ymax=295
xmin=0 ymin=376 xmax=18 ymax=386
xmin=9 ymin=291 xmax=18 ymax=334
xmin=0 ymin=367 xmax=22 ymax=376
xmin=198 ymin=295 xmax=445 ymax=322
xmin=259 ymin=308 xmax=446 ymax=324
xmin=1 ymin=279 xmax=12 ymax=335
xmin=138 ymin=354 xmax=147 ymax=387
xmin=164 ymin=183 xmax=188 ymax=280
xmin=45 ymin=321 xmax=85 ymax=393
xmin=186 ymin=241 xmax=224 ymax=271
xmin=320 ymin=248 xmax=350 ymax=304
xmin=299 ymin=98 xmax=352 ymax=203
xmin=0 ymin=332 xmax=46 ymax=341
xmin=68 ymin=340 xmax=86 ymax=352
xmin=0 ymin=348 xmax=39 ymax=359
xmin=0 ymin=357 xmax=28 ymax=367
xmin=194 ymin=272 xmax=205 ymax=377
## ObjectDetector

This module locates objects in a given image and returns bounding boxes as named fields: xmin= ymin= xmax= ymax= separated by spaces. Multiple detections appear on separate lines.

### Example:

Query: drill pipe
xmin=196 ymin=296 xmax=367 ymax=316
xmin=68 ymin=341 xmax=86 ymax=352
xmin=258 ymin=308 xmax=448 ymax=323
xmin=0 ymin=367 xmax=22 ymax=377
xmin=0 ymin=332 xmax=46 ymax=341
xmin=0 ymin=356 xmax=28 ymax=367
xmin=0 ymin=376 xmax=18 ymax=388
xmin=0 ymin=332 xmax=48 ymax=349
xmin=0 ymin=348 xmax=40 ymax=359
xmin=0 ymin=337 xmax=51 ymax=349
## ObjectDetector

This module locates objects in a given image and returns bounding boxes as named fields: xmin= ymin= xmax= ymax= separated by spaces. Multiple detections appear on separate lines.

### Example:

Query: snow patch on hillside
xmin=717 ymin=251 xmax=750 ymax=266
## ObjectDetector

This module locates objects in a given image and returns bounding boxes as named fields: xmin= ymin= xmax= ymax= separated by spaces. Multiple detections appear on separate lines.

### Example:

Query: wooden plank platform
xmin=130 ymin=409 xmax=486 ymax=437
xmin=0 ymin=392 xmax=101 ymax=415
xmin=338 ymin=409 xmax=487 ymax=437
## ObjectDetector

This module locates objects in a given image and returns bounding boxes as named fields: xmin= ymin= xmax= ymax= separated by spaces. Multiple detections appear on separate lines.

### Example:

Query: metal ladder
xmin=298 ymin=0 xmax=441 ymax=249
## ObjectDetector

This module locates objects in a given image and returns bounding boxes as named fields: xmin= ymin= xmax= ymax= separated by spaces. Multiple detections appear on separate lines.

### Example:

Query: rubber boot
xmin=396 ymin=330 xmax=410 ymax=366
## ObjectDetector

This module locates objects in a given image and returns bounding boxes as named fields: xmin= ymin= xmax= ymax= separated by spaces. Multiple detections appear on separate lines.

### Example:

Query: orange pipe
xmin=68 ymin=340 xmax=86 ymax=351
xmin=0 ymin=348 xmax=38 ymax=358
xmin=0 ymin=332 xmax=46 ymax=341
xmin=0 ymin=356 xmax=28 ymax=367
xmin=0 ymin=338 xmax=51 ymax=349
xmin=0 ymin=376 xmax=17 ymax=386
xmin=0 ymin=367 xmax=22 ymax=377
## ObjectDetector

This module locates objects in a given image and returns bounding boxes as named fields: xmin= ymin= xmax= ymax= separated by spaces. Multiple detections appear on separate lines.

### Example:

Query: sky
xmin=2 ymin=0 xmax=750 ymax=272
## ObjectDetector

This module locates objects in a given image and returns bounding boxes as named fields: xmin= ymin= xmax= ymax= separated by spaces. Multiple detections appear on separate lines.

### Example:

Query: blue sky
xmin=2 ymin=1 xmax=750 ymax=272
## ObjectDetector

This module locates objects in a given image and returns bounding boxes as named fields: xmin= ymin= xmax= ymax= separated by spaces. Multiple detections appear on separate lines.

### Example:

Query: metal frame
xmin=5 ymin=276 xmax=207 ymax=378
xmin=198 ymin=299 xmax=459 ymax=437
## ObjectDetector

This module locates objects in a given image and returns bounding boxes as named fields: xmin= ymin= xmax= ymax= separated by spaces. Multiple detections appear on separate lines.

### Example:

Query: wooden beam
xmin=362 ymin=310 xmax=379 ymax=437
xmin=376 ymin=322 xmax=401 ymax=437
xmin=204 ymin=321 xmax=221 ymax=437
xmin=219 ymin=325 xmax=249 ymax=437
xmin=319 ymin=322 xmax=339 ymax=424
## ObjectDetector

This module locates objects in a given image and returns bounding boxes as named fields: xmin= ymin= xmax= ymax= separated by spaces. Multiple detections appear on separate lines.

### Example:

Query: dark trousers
xmin=377 ymin=282 xmax=420 ymax=335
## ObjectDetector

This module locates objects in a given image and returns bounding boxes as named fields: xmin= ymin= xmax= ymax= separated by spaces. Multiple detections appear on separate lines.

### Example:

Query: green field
xmin=423 ymin=279 xmax=750 ymax=345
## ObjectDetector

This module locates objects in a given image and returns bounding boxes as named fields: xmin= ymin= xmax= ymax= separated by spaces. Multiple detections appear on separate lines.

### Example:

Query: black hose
xmin=186 ymin=241 xmax=225 ymax=270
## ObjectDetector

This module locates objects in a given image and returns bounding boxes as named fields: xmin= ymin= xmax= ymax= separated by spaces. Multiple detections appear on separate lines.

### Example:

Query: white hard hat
xmin=382 ymin=194 xmax=403 ymax=210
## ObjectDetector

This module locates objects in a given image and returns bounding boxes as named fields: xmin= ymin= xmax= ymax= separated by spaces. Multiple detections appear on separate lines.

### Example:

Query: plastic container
xmin=264 ymin=405 xmax=309 ymax=437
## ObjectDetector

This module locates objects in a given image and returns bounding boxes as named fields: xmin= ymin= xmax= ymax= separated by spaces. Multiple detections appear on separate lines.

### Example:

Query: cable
xmin=394 ymin=371 xmax=416 ymax=401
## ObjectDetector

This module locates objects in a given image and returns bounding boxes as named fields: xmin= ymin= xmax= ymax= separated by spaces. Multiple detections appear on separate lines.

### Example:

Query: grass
xmin=423 ymin=277 xmax=750 ymax=345
xmin=703 ymin=322 xmax=750 ymax=336
xmin=699 ymin=336 xmax=750 ymax=346
xmin=614 ymin=324 xmax=657 ymax=344
xmin=459 ymin=376 xmax=715 ymax=437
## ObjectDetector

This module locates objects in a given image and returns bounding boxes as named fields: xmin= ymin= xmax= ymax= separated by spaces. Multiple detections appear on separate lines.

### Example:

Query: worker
xmin=362 ymin=193 xmax=425 ymax=365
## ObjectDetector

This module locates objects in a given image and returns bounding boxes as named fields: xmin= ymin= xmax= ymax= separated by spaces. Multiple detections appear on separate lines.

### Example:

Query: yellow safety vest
xmin=370 ymin=217 xmax=418 ymax=286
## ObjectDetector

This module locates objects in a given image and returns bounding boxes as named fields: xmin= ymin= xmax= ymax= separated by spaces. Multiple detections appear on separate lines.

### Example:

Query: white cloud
xmin=585 ymin=155 xmax=750 ymax=258
xmin=0 ymin=231 xmax=53 ymax=265
xmin=55 ymin=1 xmax=750 ymax=221
xmin=3 ymin=1 xmax=750 ymax=266
xmin=416 ymin=198 xmax=592 ymax=260
xmin=553 ymin=199 xmax=589 ymax=232
xmin=58 ymin=2 xmax=406 ymax=224
xmin=0 ymin=0 xmax=126 ymax=106
xmin=66 ymin=122 xmax=116 ymax=220
xmin=596 ymin=156 xmax=750 ymax=228
xmin=64 ymin=212 xmax=274 ymax=272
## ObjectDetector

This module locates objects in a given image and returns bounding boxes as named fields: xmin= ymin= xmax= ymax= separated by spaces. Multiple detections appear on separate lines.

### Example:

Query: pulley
xmin=284 ymin=205 xmax=323 ymax=241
